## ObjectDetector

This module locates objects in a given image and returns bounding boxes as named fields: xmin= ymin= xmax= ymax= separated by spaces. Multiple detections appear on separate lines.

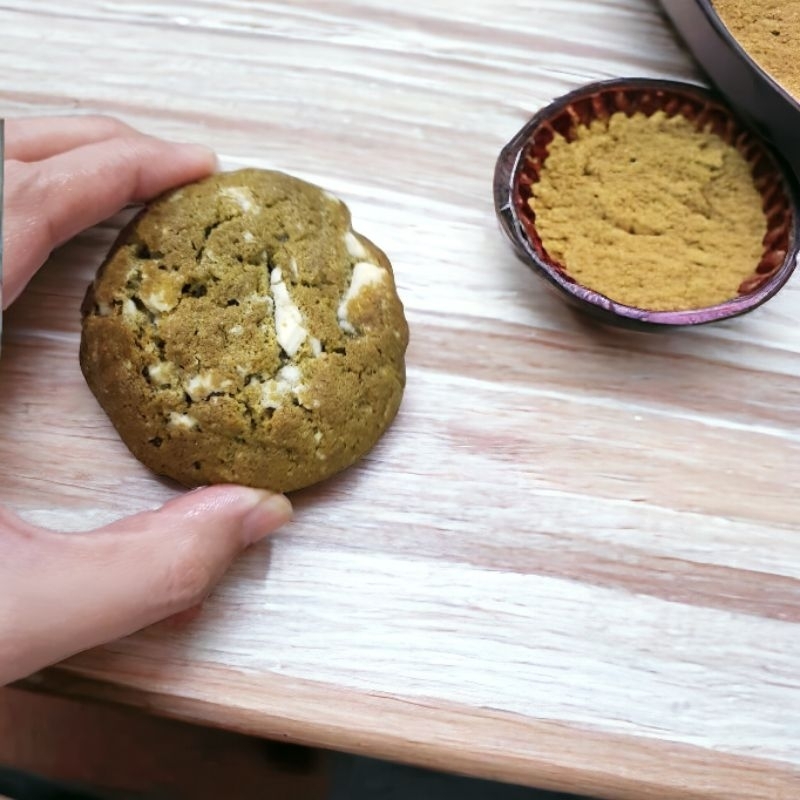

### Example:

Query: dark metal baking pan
xmin=661 ymin=0 xmax=800 ymax=176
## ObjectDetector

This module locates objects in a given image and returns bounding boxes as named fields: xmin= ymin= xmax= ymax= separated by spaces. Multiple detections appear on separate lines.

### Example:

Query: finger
xmin=159 ymin=602 xmax=205 ymax=631
xmin=3 ymin=136 xmax=217 ymax=308
xmin=0 ymin=486 xmax=292 ymax=685
xmin=4 ymin=115 xmax=138 ymax=162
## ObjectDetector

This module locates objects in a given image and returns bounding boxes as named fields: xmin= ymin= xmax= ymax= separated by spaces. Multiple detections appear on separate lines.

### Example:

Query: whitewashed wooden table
xmin=2 ymin=2 xmax=799 ymax=798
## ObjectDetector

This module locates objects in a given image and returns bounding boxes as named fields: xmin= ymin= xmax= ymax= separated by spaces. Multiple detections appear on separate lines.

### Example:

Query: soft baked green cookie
xmin=80 ymin=169 xmax=408 ymax=492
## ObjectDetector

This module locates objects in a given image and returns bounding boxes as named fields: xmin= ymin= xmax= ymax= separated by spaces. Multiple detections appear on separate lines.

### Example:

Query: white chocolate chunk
xmin=147 ymin=362 xmax=174 ymax=385
xmin=185 ymin=372 xmax=231 ymax=401
xmin=168 ymin=412 xmax=198 ymax=429
xmin=220 ymin=186 xmax=256 ymax=213
xmin=259 ymin=383 xmax=284 ymax=409
xmin=96 ymin=301 xmax=111 ymax=317
xmin=279 ymin=364 xmax=302 ymax=385
xmin=309 ymin=336 xmax=322 ymax=357
xmin=289 ymin=256 xmax=299 ymax=279
xmin=271 ymin=267 xmax=308 ymax=357
xmin=349 ymin=261 xmax=386 ymax=295
xmin=344 ymin=230 xmax=368 ymax=260
xmin=243 ymin=231 xmax=255 ymax=243
xmin=337 ymin=261 xmax=386 ymax=333
xmin=314 ymin=431 xmax=323 ymax=444
xmin=141 ymin=290 xmax=175 ymax=314
xmin=228 ymin=325 xmax=244 ymax=336
xmin=256 ymin=364 xmax=306 ymax=409
xmin=122 ymin=299 xmax=139 ymax=319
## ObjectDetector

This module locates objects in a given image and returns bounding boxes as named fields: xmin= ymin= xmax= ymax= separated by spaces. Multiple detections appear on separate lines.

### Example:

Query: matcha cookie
xmin=80 ymin=169 xmax=408 ymax=492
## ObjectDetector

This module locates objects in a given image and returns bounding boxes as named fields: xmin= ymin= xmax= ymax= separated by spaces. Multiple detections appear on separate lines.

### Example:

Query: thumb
xmin=0 ymin=486 xmax=292 ymax=685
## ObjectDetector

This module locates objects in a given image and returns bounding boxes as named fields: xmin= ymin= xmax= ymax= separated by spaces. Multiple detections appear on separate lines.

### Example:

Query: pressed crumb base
xmin=714 ymin=0 xmax=800 ymax=101
xmin=530 ymin=110 xmax=766 ymax=311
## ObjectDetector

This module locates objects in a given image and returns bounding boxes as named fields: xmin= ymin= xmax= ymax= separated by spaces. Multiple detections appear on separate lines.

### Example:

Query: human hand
xmin=0 ymin=116 xmax=293 ymax=685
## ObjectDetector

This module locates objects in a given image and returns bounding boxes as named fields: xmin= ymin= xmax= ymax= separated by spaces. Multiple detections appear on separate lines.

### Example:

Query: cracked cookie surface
xmin=80 ymin=169 xmax=408 ymax=492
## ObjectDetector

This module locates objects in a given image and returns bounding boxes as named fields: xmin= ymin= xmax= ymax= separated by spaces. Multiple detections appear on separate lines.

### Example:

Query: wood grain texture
xmin=1 ymin=1 xmax=799 ymax=798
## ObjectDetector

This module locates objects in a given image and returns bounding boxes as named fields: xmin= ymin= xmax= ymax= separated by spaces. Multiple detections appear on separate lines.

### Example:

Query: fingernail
xmin=241 ymin=492 xmax=293 ymax=545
